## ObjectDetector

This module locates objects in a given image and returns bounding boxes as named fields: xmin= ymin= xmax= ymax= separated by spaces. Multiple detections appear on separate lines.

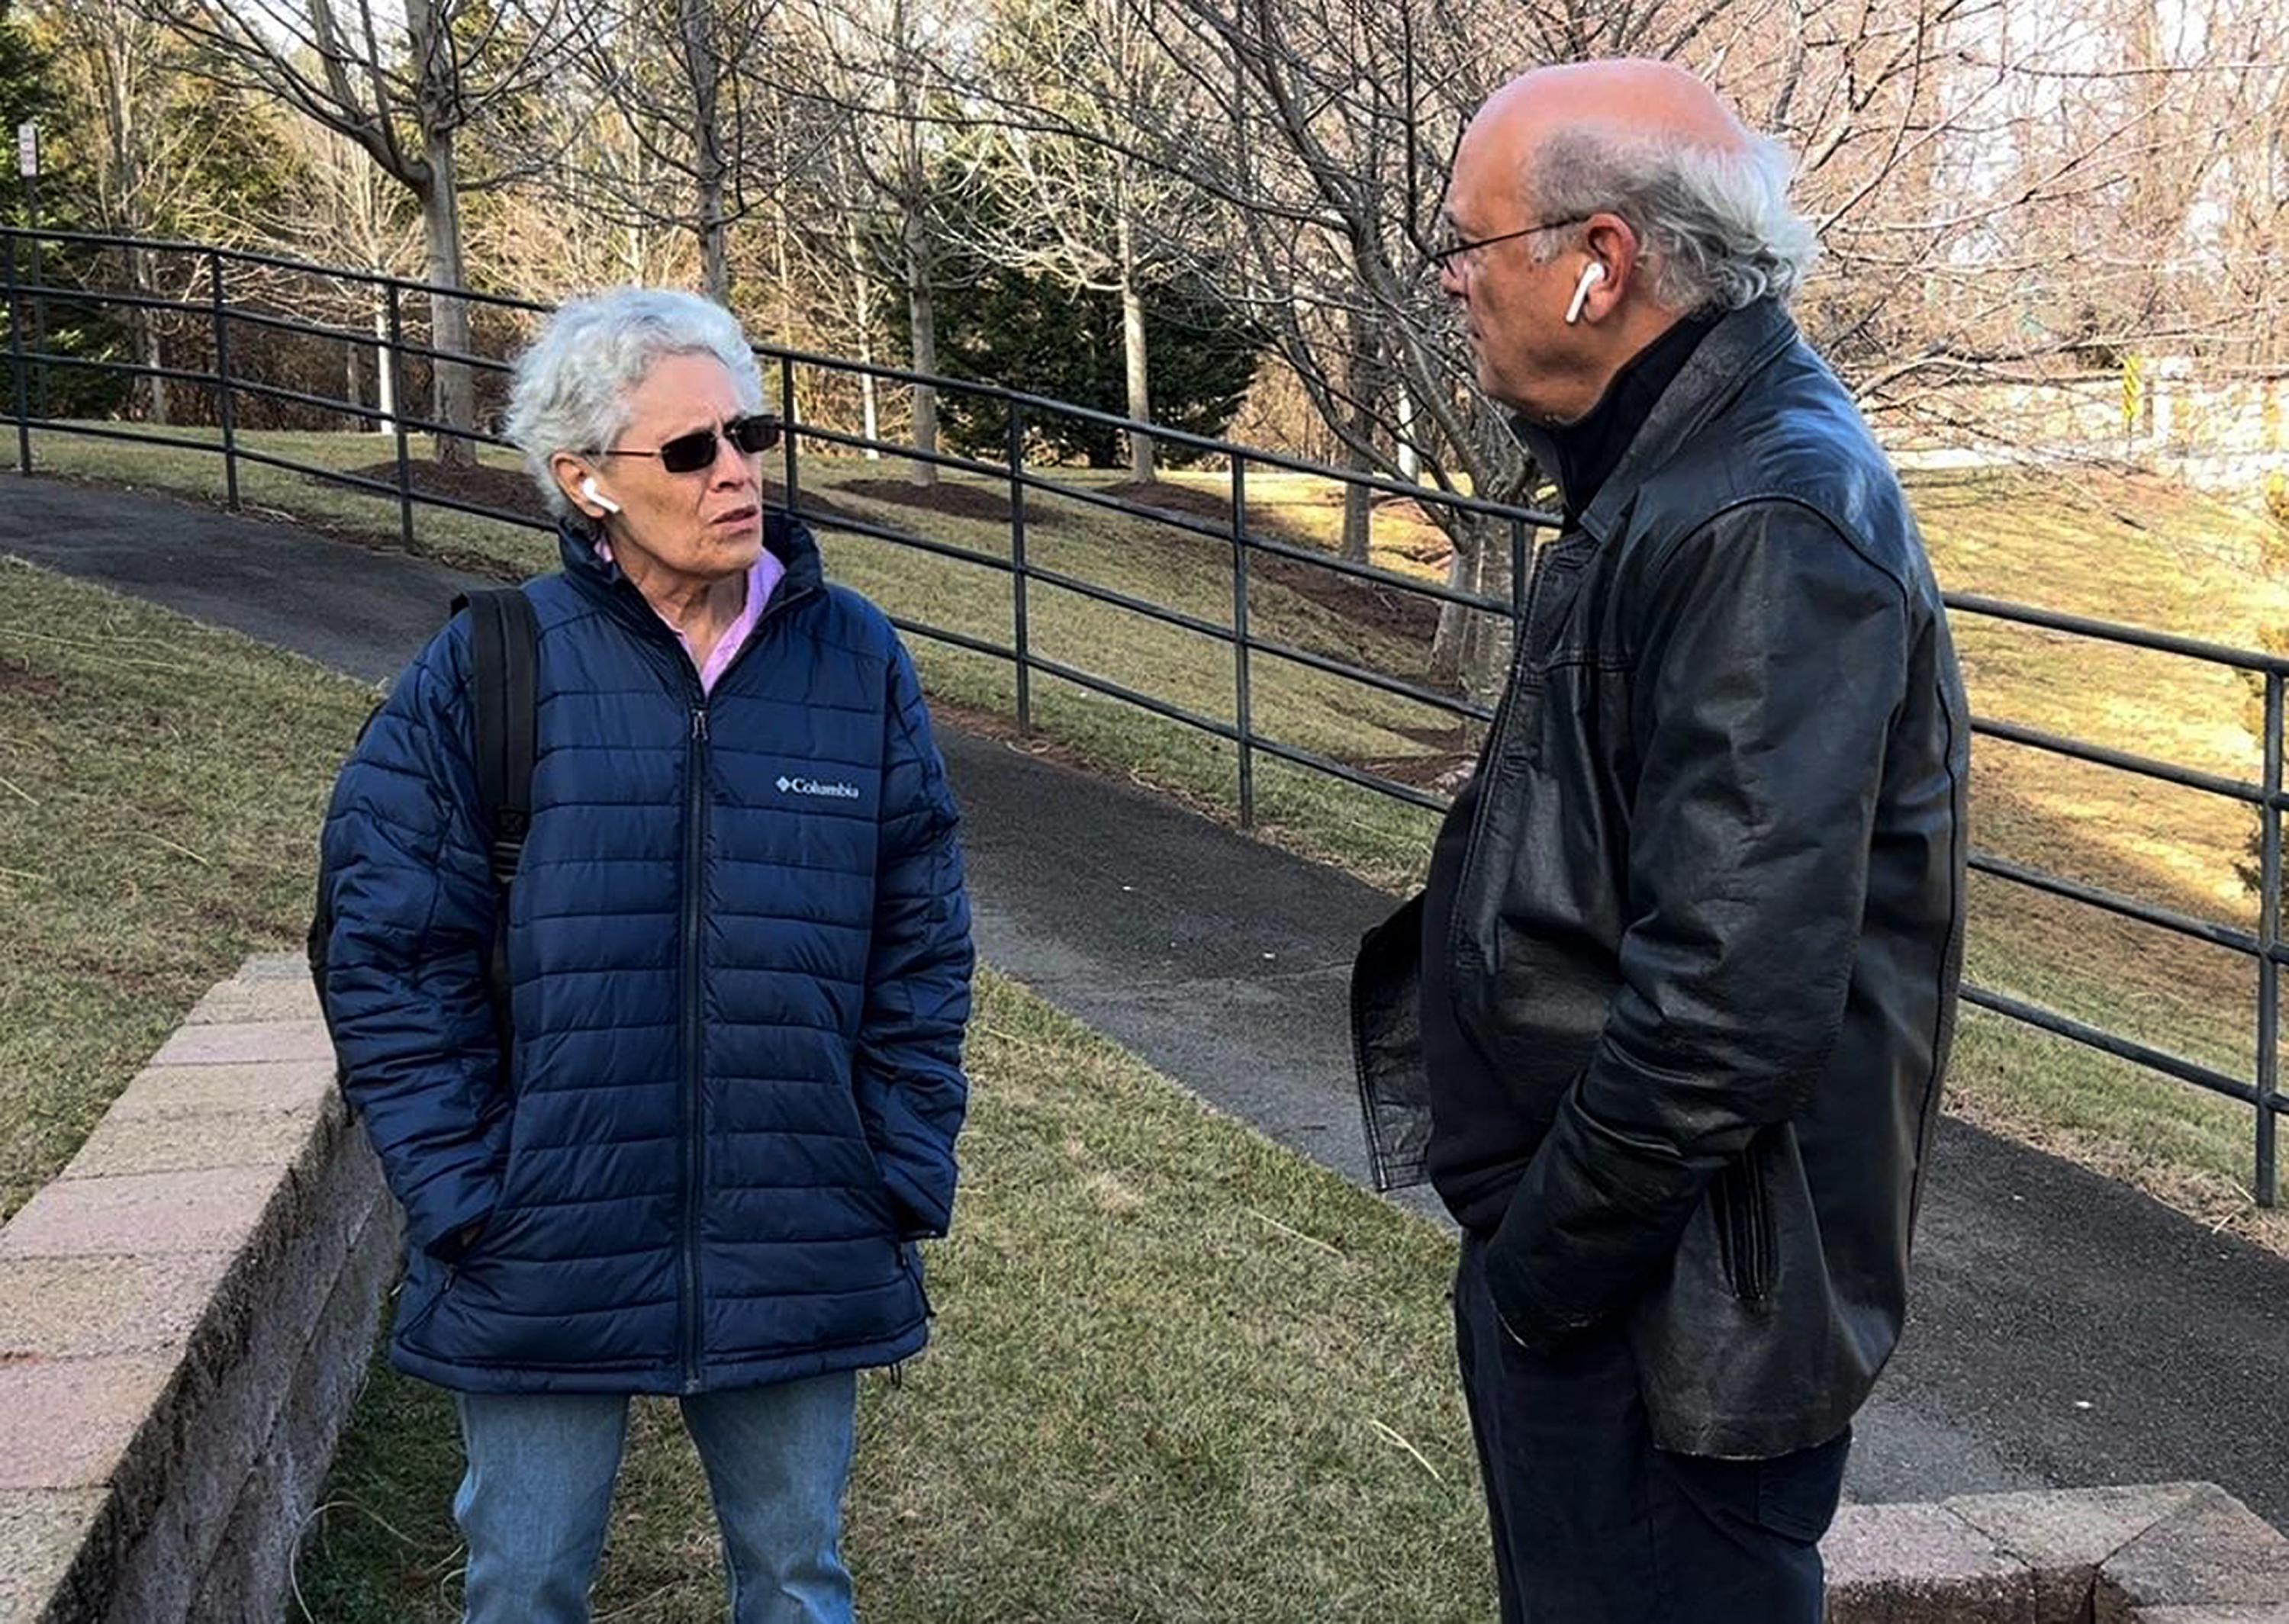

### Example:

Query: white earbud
xmin=579 ymin=474 xmax=622 ymax=516
xmin=1565 ymin=262 xmax=1608 ymax=326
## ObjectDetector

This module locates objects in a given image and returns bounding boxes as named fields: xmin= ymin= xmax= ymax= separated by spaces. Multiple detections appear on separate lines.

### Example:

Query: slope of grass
xmin=0 ymin=554 xmax=375 ymax=1220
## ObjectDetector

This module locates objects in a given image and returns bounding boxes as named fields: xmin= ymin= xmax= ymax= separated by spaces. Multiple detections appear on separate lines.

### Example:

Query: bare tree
xmin=784 ymin=0 xmax=969 ymax=486
xmin=565 ymin=0 xmax=787 ymax=305
xmin=29 ymin=0 xmax=272 ymax=420
xmin=148 ymin=0 xmax=575 ymax=461
xmin=256 ymin=116 xmax=429 ymax=429
xmin=955 ymin=0 xmax=1210 ymax=481
xmin=1076 ymin=0 xmax=2289 ymax=686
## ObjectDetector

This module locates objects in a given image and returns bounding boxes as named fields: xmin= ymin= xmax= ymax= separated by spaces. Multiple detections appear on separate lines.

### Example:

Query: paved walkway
xmin=8 ymin=473 xmax=2286 ymax=1520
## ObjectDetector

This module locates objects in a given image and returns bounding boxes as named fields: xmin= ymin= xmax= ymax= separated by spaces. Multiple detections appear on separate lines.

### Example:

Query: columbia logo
xmin=777 ymin=774 xmax=862 ymax=801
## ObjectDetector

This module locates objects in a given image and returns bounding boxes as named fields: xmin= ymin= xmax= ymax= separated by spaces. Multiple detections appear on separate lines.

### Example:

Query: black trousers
xmin=1453 ymin=1233 xmax=1850 ymax=1624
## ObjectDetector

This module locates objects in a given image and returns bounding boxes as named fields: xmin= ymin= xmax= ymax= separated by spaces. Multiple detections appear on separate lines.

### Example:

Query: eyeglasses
xmin=597 ymin=413 xmax=781 ymax=474
xmin=1427 ymin=214 xmax=1595 ymax=270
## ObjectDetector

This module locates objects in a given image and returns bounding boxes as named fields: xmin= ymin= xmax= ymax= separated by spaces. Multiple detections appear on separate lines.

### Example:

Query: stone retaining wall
xmin=0 ymin=954 xmax=395 ymax=1624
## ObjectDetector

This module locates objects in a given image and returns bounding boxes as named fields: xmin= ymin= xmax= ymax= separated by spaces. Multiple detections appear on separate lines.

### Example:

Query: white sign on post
xmin=14 ymin=122 xmax=34 ymax=179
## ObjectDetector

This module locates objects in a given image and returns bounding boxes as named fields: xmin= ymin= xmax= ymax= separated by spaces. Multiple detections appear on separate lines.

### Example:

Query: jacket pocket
xmin=1713 ymin=1156 xmax=1776 ymax=1302
xmin=395 ymin=1252 xmax=459 ymax=1348
xmin=898 ymin=1240 xmax=933 ymax=1320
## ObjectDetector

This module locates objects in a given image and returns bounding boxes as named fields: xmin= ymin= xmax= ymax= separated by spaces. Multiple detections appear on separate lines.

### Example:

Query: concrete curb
xmin=1828 ymin=1483 xmax=2289 ymax=1621
xmin=0 ymin=956 xmax=396 ymax=1624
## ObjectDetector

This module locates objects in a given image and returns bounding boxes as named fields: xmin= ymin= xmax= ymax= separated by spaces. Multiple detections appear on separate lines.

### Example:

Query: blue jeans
xmin=1454 ymin=1233 xmax=1850 ymax=1622
xmin=452 ymin=1372 xmax=858 ymax=1624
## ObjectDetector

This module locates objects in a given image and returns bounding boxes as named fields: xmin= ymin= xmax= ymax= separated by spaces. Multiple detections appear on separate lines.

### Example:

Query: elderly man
xmin=1351 ymin=60 xmax=1969 ymax=1622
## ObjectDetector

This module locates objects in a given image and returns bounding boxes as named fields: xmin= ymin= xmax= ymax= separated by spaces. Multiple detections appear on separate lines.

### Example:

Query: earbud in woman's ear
xmin=579 ymin=475 xmax=622 ymax=516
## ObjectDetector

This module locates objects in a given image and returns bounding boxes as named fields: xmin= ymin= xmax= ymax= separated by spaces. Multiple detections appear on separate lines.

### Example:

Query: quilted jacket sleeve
xmin=318 ymin=625 xmax=510 ymax=1262
xmin=854 ymin=637 xmax=976 ymax=1240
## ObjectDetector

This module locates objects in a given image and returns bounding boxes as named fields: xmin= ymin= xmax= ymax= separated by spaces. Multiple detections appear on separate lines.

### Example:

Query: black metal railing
xmin=3 ymin=226 xmax=2281 ymax=1206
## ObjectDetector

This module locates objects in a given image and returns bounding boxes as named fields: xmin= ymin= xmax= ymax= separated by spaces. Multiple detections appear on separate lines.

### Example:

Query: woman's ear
xmin=553 ymin=452 xmax=617 ymax=519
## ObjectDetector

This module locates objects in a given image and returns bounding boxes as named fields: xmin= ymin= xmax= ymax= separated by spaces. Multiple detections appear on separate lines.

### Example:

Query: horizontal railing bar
xmin=791 ymin=504 xmax=1015 ymax=574
xmin=1962 ymin=982 xmax=2270 ymax=1109
xmin=1969 ymin=851 xmax=2266 ymax=958
xmin=1947 ymin=591 xmax=2289 ymax=676
xmin=1972 ymin=716 xmax=2277 ymax=808
xmin=0 ymin=226 xmax=554 ymax=318
xmin=1248 ymin=733 xmax=1452 ymax=812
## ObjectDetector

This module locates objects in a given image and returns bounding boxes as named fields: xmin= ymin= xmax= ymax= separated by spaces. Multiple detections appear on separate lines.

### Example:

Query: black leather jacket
xmin=1352 ymin=299 xmax=1969 ymax=1458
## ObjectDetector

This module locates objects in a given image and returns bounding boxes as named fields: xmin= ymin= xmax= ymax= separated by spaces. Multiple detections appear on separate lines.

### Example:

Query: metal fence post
xmin=1511 ymin=515 xmax=1529 ymax=622
xmin=1009 ymin=402 xmax=1032 ymax=732
xmin=1232 ymin=454 xmax=1255 ymax=830
xmin=779 ymin=361 xmax=800 ymax=514
xmin=5 ymin=236 xmax=29 ymax=476
xmin=2259 ymin=673 xmax=2282 ymax=1208
xmin=27 ymin=225 xmax=45 ymax=420
xmin=386 ymin=281 xmax=413 ymax=549
xmin=209 ymin=250 xmax=239 ymax=511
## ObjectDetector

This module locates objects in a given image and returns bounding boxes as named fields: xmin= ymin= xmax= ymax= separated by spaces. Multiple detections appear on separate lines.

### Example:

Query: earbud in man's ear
xmin=579 ymin=475 xmax=622 ymax=516
xmin=1566 ymin=262 xmax=1608 ymax=326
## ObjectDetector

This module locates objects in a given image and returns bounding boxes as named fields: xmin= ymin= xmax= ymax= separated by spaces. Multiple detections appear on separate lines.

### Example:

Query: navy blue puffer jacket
xmin=318 ymin=515 xmax=974 ymax=1394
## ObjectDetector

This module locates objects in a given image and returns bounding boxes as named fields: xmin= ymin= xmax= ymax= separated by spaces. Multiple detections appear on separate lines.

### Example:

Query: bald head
xmin=1458 ymin=59 xmax=1751 ymax=208
xmin=1481 ymin=59 xmax=1747 ymax=153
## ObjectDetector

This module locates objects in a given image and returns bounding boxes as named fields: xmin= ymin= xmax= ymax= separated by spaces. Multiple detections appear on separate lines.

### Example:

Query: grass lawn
xmin=5 ymin=422 xmax=2284 ymax=1249
xmin=0 ymin=557 xmax=1489 ymax=1621
xmin=0 ymin=553 xmax=377 ymax=1220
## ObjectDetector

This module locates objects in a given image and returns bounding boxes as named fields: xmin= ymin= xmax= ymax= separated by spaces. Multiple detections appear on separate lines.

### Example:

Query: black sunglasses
xmin=598 ymin=412 xmax=781 ymax=474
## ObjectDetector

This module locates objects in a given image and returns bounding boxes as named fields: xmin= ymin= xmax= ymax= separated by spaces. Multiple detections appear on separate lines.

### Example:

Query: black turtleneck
xmin=1416 ymin=309 xmax=1718 ymax=1233
xmin=1544 ymin=310 xmax=1719 ymax=523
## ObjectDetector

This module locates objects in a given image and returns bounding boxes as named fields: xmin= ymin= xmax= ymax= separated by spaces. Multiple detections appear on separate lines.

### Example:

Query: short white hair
xmin=1522 ymin=124 xmax=1818 ymax=311
xmin=504 ymin=288 xmax=767 ymax=519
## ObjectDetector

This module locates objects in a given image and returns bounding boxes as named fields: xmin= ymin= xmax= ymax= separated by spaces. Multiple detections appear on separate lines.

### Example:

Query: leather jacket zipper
xmin=1716 ymin=1158 xmax=1775 ymax=1301
xmin=1448 ymin=530 xmax=1563 ymax=959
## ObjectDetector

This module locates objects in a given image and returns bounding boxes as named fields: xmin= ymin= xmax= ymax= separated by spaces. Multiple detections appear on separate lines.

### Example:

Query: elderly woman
xmin=317 ymin=287 xmax=974 ymax=1624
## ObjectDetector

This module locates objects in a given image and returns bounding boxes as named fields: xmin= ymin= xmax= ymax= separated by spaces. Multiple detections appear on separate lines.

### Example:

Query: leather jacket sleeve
xmin=1483 ymin=499 xmax=1914 ymax=1350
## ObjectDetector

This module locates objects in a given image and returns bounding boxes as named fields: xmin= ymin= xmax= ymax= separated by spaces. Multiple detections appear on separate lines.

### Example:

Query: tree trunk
xmin=1340 ymin=309 xmax=1383 ymax=564
xmin=417 ymin=137 xmax=477 ymax=468
xmin=373 ymin=292 xmax=396 ymax=436
xmin=407 ymin=0 xmax=475 ymax=466
xmin=681 ymin=0 xmax=729 ymax=304
xmin=106 ymin=37 xmax=166 ymax=424
xmin=1430 ymin=511 xmax=1520 ymax=702
xmin=130 ymin=246 xmax=167 ymax=424
xmin=1118 ymin=200 xmax=1154 ymax=482
xmin=1429 ymin=526 xmax=1477 ymax=689
xmin=773 ymin=214 xmax=794 ymax=344
xmin=904 ymin=213 xmax=938 ymax=489
xmin=1341 ymin=450 xmax=1375 ymax=564
xmin=698 ymin=200 xmax=729 ymax=307
xmin=890 ymin=0 xmax=935 ymax=487
xmin=845 ymin=215 xmax=881 ymax=461
xmin=1395 ymin=384 xmax=1420 ymax=482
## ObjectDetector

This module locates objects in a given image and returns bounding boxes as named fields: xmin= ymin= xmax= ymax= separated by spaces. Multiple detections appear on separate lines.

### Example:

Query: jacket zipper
xmin=1447 ymin=530 xmax=1564 ymax=961
xmin=664 ymin=570 xmax=818 ymax=1394
xmin=681 ymin=703 xmax=709 ymax=1391
xmin=564 ymin=542 xmax=821 ymax=1391
xmin=1718 ymin=1157 xmax=1775 ymax=1301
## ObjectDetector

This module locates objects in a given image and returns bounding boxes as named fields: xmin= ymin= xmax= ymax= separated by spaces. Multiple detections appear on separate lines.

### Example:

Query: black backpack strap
xmin=452 ymin=587 xmax=540 ymax=1078
xmin=455 ymin=587 xmax=540 ymax=886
